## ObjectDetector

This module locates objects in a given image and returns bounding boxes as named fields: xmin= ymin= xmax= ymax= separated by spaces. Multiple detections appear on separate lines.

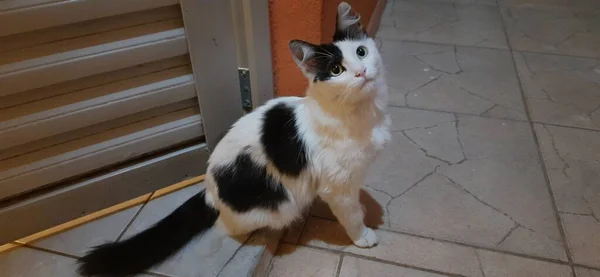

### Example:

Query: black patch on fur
xmin=309 ymin=43 xmax=346 ymax=82
xmin=213 ymin=153 xmax=289 ymax=213
xmin=333 ymin=27 xmax=367 ymax=42
xmin=78 ymin=190 xmax=218 ymax=277
xmin=261 ymin=103 xmax=308 ymax=175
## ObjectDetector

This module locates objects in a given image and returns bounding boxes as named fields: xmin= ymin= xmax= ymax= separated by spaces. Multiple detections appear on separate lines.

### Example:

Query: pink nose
xmin=355 ymin=68 xmax=366 ymax=77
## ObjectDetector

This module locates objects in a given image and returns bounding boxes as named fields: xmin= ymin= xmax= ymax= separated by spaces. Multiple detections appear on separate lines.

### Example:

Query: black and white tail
xmin=77 ymin=190 xmax=219 ymax=277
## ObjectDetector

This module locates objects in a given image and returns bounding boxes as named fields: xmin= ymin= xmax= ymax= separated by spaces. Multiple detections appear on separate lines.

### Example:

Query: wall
xmin=269 ymin=0 xmax=379 ymax=97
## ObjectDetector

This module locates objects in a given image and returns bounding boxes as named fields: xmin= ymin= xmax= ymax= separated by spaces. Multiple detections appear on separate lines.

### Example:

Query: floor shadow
xmin=276 ymin=188 xmax=386 ymax=255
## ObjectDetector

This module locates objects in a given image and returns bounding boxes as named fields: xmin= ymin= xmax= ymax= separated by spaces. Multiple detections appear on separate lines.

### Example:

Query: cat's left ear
xmin=289 ymin=40 xmax=319 ymax=76
xmin=333 ymin=2 xmax=367 ymax=41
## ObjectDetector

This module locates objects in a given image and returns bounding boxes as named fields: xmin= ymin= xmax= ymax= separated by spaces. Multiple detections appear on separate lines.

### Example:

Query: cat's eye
xmin=356 ymin=46 xmax=368 ymax=59
xmin=330 ymin=64 xmax=343 ymax=76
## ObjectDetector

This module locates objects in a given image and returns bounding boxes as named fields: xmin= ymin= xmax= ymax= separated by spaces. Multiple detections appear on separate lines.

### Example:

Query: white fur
xmin=204 ymin=6 xmax=390 ymax=247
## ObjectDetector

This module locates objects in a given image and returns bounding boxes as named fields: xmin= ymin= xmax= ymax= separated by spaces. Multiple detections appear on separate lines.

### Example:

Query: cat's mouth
xmin=359 ymin=78 xmax=375 ymax=88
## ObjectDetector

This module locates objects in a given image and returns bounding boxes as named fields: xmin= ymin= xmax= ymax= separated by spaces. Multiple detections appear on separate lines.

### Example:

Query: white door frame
xmin=231 ymin=0 xmax=275 ymax=108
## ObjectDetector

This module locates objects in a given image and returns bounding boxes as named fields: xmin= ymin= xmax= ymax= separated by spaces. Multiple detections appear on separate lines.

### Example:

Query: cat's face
xmin=289 ymin=2 xmax=383 ymax=103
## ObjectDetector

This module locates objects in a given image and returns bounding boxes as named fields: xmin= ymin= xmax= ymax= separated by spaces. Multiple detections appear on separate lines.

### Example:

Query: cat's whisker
xmin=314 ymin=51 xmax=333 ymax=58
xmin=320 ymin=47 xmax=335 ymax=57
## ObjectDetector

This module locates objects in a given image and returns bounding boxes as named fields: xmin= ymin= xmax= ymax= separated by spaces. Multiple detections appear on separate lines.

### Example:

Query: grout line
xmin=11 ymin=192 xmax=153 ymax=247
xmin=116 ymin=191 xmax=155 ymax=242
xmin=515 ymin=49 xmax=600 ymax=61
xmin=387 ymin=104 xmax=600 ymax=133
xmin=215 ymin=234 xmax=254 ymax=277
xmin=574 ymin=263 xmax=600 ymax=272
xmin=144 ymin=272 xmax=174 ymax=277
xmin=21 ymin=244 xmax=81 ymax=260
xmin=530 ymin=121 xmax=600 ymax=133
xmin=335 ymin=254 xmax=345 ymax=277
xmin=497 ymin=6 xmax=577 ymax=276
xmin=294 ymin=213 xmax=311 ymax=245
xmin=1 ymin=176 xmax=205 ymax=257
xmin=379 ymin=225 xmax=574 ymax=267
xmin=378 ymin=36 xmax=600 ymax=60
xmin=388 ymin=104 xmax=528 ymax=123
xmin=308 ymin=215 xmax=597 ymax=270
xmin=380 ymin=36 xmax=509 ymax=51
xmin=303 ymin=244 xmax=468 ymax=277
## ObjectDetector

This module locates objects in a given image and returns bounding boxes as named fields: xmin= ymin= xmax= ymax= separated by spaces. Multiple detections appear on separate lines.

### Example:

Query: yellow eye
xmin=330 ymin=64 xmax=343 ymax=76
xmin=356 ymin=46 xmax=368 ymax=58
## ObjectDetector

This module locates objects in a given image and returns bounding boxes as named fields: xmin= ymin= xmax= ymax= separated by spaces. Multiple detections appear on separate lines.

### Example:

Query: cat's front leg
xmin=318 ymin=185 xmax=378 ymax=248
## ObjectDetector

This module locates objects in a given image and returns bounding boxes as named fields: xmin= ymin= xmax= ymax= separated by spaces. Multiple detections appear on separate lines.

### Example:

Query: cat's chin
xmin=360 ymin=78 xmax=375 ymax=88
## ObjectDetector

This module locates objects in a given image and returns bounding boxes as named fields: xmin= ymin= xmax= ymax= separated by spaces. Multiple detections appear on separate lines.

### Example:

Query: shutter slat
xmin=0 ymin=99 xmax=198 ymax=161
xmin=1 ymin=19 xmax=184 ymax=66
xmin=0 ymin=28 xmax=188 ymax=97
xmin=0 ymin=0 xmax=180 ymax=36
xmin=0 ymin=55 xmax=191 ymax=110
xmin=0 ymin=107 xmax=203 ymax=200
xmin=0 ymin=6 xmax=182 ymax=54
xmin=0 ymin=67 xmax=195 ymax=150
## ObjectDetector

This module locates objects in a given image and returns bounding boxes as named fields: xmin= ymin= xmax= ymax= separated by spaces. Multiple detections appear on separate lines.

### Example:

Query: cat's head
xmin=289 ymin=2 xmax=382 ymax=103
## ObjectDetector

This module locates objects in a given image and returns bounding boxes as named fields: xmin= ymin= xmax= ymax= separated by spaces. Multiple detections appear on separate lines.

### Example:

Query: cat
xmin=77 ymin=2 xmax=390 ymax=276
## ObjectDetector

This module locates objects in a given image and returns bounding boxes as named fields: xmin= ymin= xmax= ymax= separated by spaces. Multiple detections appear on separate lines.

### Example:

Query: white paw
xmin=353 ymin=228 xmax=379 ymax=248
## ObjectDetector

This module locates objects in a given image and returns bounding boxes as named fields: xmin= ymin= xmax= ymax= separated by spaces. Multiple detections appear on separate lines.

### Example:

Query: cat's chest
xmin=315 ymin=122 xmax=389 ymax=163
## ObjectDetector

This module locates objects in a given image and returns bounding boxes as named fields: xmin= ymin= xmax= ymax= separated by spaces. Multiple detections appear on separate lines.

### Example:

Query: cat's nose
xmin=355 ymin=68 xmax=367 ymax=77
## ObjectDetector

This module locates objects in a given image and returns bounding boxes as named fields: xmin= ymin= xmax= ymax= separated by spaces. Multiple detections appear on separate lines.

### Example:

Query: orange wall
xmin=269 ymin=0 xmax=378 ymax=97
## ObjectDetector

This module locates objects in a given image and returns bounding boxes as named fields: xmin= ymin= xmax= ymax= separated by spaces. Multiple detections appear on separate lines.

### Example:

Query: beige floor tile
xmin=562 ymin=214 xmax=600 ymax=267
xmin=535 ymin=125 xmax=600 ymax=216
xmin=499 ymin=0 xmax=600 ymax=11
xmin=269 ymin=244 xmax=340 ymax=277
xmin=339 ymin=256 xmax=450 ymax=277
xmin=576 ymin=268 xmax=600 ymax=277
xmin=502 ymin=5 xmax=600 ymax=58
xmin=28 ymin=205 xmax=142 ymax=257
xmin=387 ymin=173 xmax=515 ymax=246
xmin=0 ymin=246 xmax=80 ymax=277
xmin=218 ymin=230 xmax=280 ymax=277
xmin=366 ymin=107 xmax=564 ymax=260
xmin=514 ymin=52 xmax=600 ymax=130
xmin=477 ymin=250 xmax=572 ymax=277
xmin=366 ymin=108 xmax=452 ymax=198
xmin=300 ymin=217 xmax=574 ymax=277
xmin=121 ymin=184 xmax=250 ymax=277
xmin=431 ymin=116 xmax=565 ymax=260
xmin=380 ymin=40 xmax=526 ymax=119
xmin=281 ymin=212 xmax=309 ymax=245
xmin=300 ymin=217 xmax=484 ymax=277
xmin=535 ymin=124 xmax=600 ymax=266
xmin=379 ymin=1 xmax=508 ymax=48
xmin=310 ymin=187 xmax=391 ymax=228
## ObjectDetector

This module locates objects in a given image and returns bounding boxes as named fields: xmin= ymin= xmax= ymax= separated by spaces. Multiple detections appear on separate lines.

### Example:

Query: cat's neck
xmin=303 ymin=78 xmax=388 ymax=137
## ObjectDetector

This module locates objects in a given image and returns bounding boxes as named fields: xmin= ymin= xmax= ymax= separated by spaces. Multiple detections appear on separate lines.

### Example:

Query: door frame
xmin=231 ymin=0 xmax=275 ymax=108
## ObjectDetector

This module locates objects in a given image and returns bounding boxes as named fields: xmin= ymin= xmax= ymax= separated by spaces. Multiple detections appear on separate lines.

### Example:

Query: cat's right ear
xmin=289 ymin=40 xmax=318 ymax=76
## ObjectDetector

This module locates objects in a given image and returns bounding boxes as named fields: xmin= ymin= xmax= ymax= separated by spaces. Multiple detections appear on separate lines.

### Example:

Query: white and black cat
xmin=78 ymin=2 xmax=390 ymax=276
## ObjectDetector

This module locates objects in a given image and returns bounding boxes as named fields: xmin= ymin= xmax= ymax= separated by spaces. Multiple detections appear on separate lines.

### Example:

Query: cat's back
xmin=208 ymin=96 xmax=304 ymax=166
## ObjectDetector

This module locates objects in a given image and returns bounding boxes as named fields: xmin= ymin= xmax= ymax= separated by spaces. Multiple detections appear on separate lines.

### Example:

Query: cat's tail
xmin=77 ymin=190 xmax=219 ymax=277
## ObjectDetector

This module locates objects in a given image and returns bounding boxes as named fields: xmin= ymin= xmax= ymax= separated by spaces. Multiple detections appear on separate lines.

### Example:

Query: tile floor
xmin=1 ymin=0 xmax=600 ymax=276
xmin=271 ymin=0 xmax=600 ymax=276
xmin=0 ymin=184 xmax=277 ymax=277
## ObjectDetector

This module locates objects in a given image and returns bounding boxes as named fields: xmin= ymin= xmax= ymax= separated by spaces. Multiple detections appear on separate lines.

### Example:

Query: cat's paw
xmin=353 ymin=227 xmax=378 ymax=248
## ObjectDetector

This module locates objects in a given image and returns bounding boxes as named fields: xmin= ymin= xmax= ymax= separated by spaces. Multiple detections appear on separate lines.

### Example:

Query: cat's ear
xmin=334 ymin=2 xmax=367 ymax=41
xmin=289 ymin=40 xmax=318 ymax=75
